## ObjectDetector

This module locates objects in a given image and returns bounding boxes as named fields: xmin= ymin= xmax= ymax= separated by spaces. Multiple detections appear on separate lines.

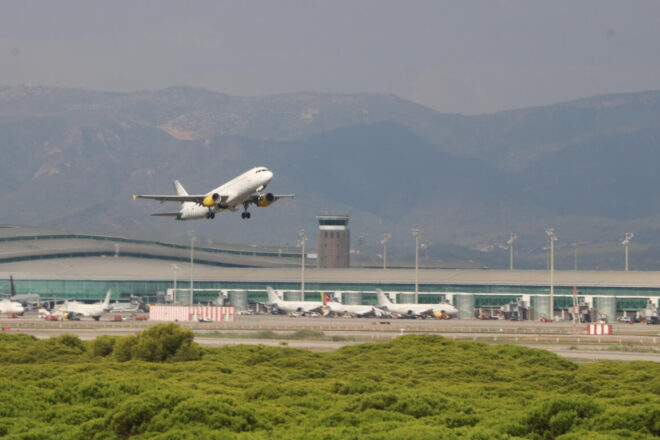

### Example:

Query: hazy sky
xmin=2 ymin=0 xmax=660 ymax=114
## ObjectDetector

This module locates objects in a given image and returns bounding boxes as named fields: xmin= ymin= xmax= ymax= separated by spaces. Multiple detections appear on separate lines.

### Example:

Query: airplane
xmin=8 ymin=276 xmax=40 ymax=309
xmin=133 ymin=166 xmax=294 ymax=220
xmin=54 ymin=289 xmax=113 ymax=320
xmin=376 ymin=289 xmax=458 ymax=319
xmin=108 ymin=295 xmax=148 ymax=313
xmin=322 ymin=293 xmax=386 ymax=318
xmin=265 ymin=287 xmax=324 ymax=315
xmin=108 ymin=301 xmax=139 ymax=313
xmin=0 ymin=298 xmax=25 ymax=315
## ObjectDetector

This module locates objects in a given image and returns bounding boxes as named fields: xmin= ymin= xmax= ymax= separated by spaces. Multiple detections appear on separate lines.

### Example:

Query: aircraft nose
xmin=265 ymin=170 xmax=274 ymax=182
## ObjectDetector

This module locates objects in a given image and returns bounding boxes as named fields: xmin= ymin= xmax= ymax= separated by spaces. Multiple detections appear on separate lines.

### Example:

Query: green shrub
xmin=113 ymin=336 xmax=137 ymax=362
xmin=107 ymin=391 xmax=186 ymax=437
xmin=0 ymin=332 xmax=658 ymax=439
xmin=130 ymin=323 xmax=200 ymax=362
xmin=51 ymin=334 xmax=85 ymax=351
xmin=91 ymin=335 xmax=116 ymax=358
xmin=510 ymin=396 xmax=602 ymax=437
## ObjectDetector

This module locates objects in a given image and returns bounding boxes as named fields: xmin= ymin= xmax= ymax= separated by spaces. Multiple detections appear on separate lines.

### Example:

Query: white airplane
xmin=55 ymin=289 xmax=112 ymax=320
xmin=376 ymin=289 xmax=458 ymax=319
xmin=322 ymin=293 xmax=386 ymax=318
xmin=0 ymin=298 xmax=25 ymax=315
xmin=133 ymin=166 xmax=294 ymax=220
xmin=265 ymin=287 xmax=324 ymax=315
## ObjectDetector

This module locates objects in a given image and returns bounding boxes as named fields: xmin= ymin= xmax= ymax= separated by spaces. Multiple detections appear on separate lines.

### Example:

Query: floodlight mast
xmin=187 ymin=230 xmax=196 ymax=306
xmin=172 ymin=264 xmax=179 ymax=304
xmin=412 ymin=229 xmax=420 ymax=304
xmin=421 ymin=240 xmax=430 ymax=260
xmin=622 ymin=232 xmax=634 ymax=272
xmin=507 ymin=233 xmax=517 ymax=270
xmin=381 ymin=233 xmax=391 ymax=269
xmin=299 ymin=229 xmax=307 ymax=299
xmin=545 ymin=228 xmax=557 ymax=321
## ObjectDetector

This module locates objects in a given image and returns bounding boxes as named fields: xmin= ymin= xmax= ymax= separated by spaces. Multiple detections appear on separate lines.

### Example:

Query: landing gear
xmin=241 ymin=202 xmax=251 ymax=219
xmin=206 ymin=209 xmax=215 ymax=219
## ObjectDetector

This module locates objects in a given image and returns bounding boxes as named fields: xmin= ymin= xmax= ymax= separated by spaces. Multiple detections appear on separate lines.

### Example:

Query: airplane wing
xmin=250 ymin=193 xmax=296 ymax=208
xmin=150 ymin=212 xmax=181 ymax=217
xmin=133 ymin=194 xmax=229 ymax=205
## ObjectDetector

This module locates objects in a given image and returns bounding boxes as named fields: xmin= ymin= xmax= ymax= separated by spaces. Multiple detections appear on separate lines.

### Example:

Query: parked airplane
xmin=108 ymin=301 xmax=139 ymax=313
xmin=376 ymin=289 xmax=458 ymax=318
xmin=322 ymin=293 xmax=386 ymax=318
xmin=8 ymin=276 xmax=40 ymax=308
xmin=265 ymin=287 xmax=323 ymax=315
xmin=55 ymin=289 xmax=113 ymax=320
xmin=0 ymin=298 xmax=25 ymax=315
xmin=108 ymin=295 xmax=148 ymax=313
xmin=133 ymin=166 xmax=294 ymax=220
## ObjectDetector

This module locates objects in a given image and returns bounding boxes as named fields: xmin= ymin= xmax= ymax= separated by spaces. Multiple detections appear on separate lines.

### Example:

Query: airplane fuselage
xmin=376 ymin=290 xmax=458 ymax=318
xmin=381 ymin=303 xmax=459 ymax=317
xmin=325 ymin=301 xmax=385 ymax=317
xmin=58 ymin=301 xmax=107 ymax=318
xmin=265 ymin=288 xmax=323 ymax=314
xmin=0 ymin=299 xmax=25 ymax=314
xmin=55 ymin=289 xmax=112 ymax=320
xmin=271 ymin=300 xmax=323 ymax=314
xmin=180 ymin=167 xmax=273 ymax=220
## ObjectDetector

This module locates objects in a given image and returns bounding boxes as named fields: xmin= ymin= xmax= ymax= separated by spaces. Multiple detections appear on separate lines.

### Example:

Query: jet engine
xmin=202 ymin=193 xmax=220 ymax=207
xmin=256 ymin=193 xmax=275 ymax=207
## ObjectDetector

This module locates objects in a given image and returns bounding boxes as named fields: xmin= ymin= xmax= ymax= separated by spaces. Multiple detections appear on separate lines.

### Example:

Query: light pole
xmin=381 ymin=233 xmax=391 ymax=269
xmin=412 ymin=229 xmax=420 ymax=304
xmin=573 ymin=241 xmax=578 ymax=271
xmin=172 ymin=264 xmax=179 ymax=304
xmin=507 ymin=233 xmax=517 ymax=270
xmin=421 ymin=241 xmax=430 ymax=260
xmin=299 ymin=229 xmax=307 ymax=300
xmin=622 ymin=232 xmax=634 ymax=272
xmin=187 ymin=230 xmax=196 ymax=306
xmin=545 ymin=228 xmax=557 ymax=320
xmin=358 ymin=234 xmax=365 ymax=261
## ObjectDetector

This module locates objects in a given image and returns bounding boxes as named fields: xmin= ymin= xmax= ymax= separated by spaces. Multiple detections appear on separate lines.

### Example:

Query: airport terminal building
xmin=1 ymin=225 xmax=659 ymax=319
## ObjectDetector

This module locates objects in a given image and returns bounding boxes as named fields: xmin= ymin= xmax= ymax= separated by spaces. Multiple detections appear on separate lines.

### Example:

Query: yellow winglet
xmin=133 ymin=194 xmax=137 ymax=200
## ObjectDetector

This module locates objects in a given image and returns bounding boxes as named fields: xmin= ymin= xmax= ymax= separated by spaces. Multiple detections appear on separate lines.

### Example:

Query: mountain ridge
xmin=2 ymin=85 xmax=660 ymax=269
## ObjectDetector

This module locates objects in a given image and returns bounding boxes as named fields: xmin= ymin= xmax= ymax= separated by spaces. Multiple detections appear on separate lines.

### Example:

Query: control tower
xmin=317 ymin=215 xmax=350 ymax=268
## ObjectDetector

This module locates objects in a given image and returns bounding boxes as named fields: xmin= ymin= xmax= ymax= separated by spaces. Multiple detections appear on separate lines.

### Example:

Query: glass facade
xmin=0 ymin=278 xmax=656 ymax=310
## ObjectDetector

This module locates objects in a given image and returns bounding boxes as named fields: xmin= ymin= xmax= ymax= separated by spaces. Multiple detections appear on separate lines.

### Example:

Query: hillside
xmin=1 ymin=86 xmax=660 ymax=268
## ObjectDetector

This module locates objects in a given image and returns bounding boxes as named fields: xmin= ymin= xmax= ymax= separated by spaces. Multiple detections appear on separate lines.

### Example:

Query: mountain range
xmin=2 ymin=85 xmax=660 ymax=269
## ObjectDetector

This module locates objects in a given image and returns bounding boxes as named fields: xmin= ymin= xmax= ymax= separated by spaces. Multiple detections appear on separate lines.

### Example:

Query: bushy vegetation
xmin=0 ymin=327 xmax=657 ymax=439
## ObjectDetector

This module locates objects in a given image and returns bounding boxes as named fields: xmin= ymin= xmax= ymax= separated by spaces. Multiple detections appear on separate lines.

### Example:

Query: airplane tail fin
xmin=173 ymin=180 xmax=189 ymax=196
xmin=322 ymin=292 xmax=330 ymax=305
xmin=10 ymin=275 xmax=15 ymax=297
xmin=266 ymin=286 xmax=281 ymax=304
xmin=173 ymin=180 xmax=188 ymax=213
xmin=102 ymin=289 xmax=112 ymax=310
xmin=376 ymin=289 xmax=392 ymax=306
